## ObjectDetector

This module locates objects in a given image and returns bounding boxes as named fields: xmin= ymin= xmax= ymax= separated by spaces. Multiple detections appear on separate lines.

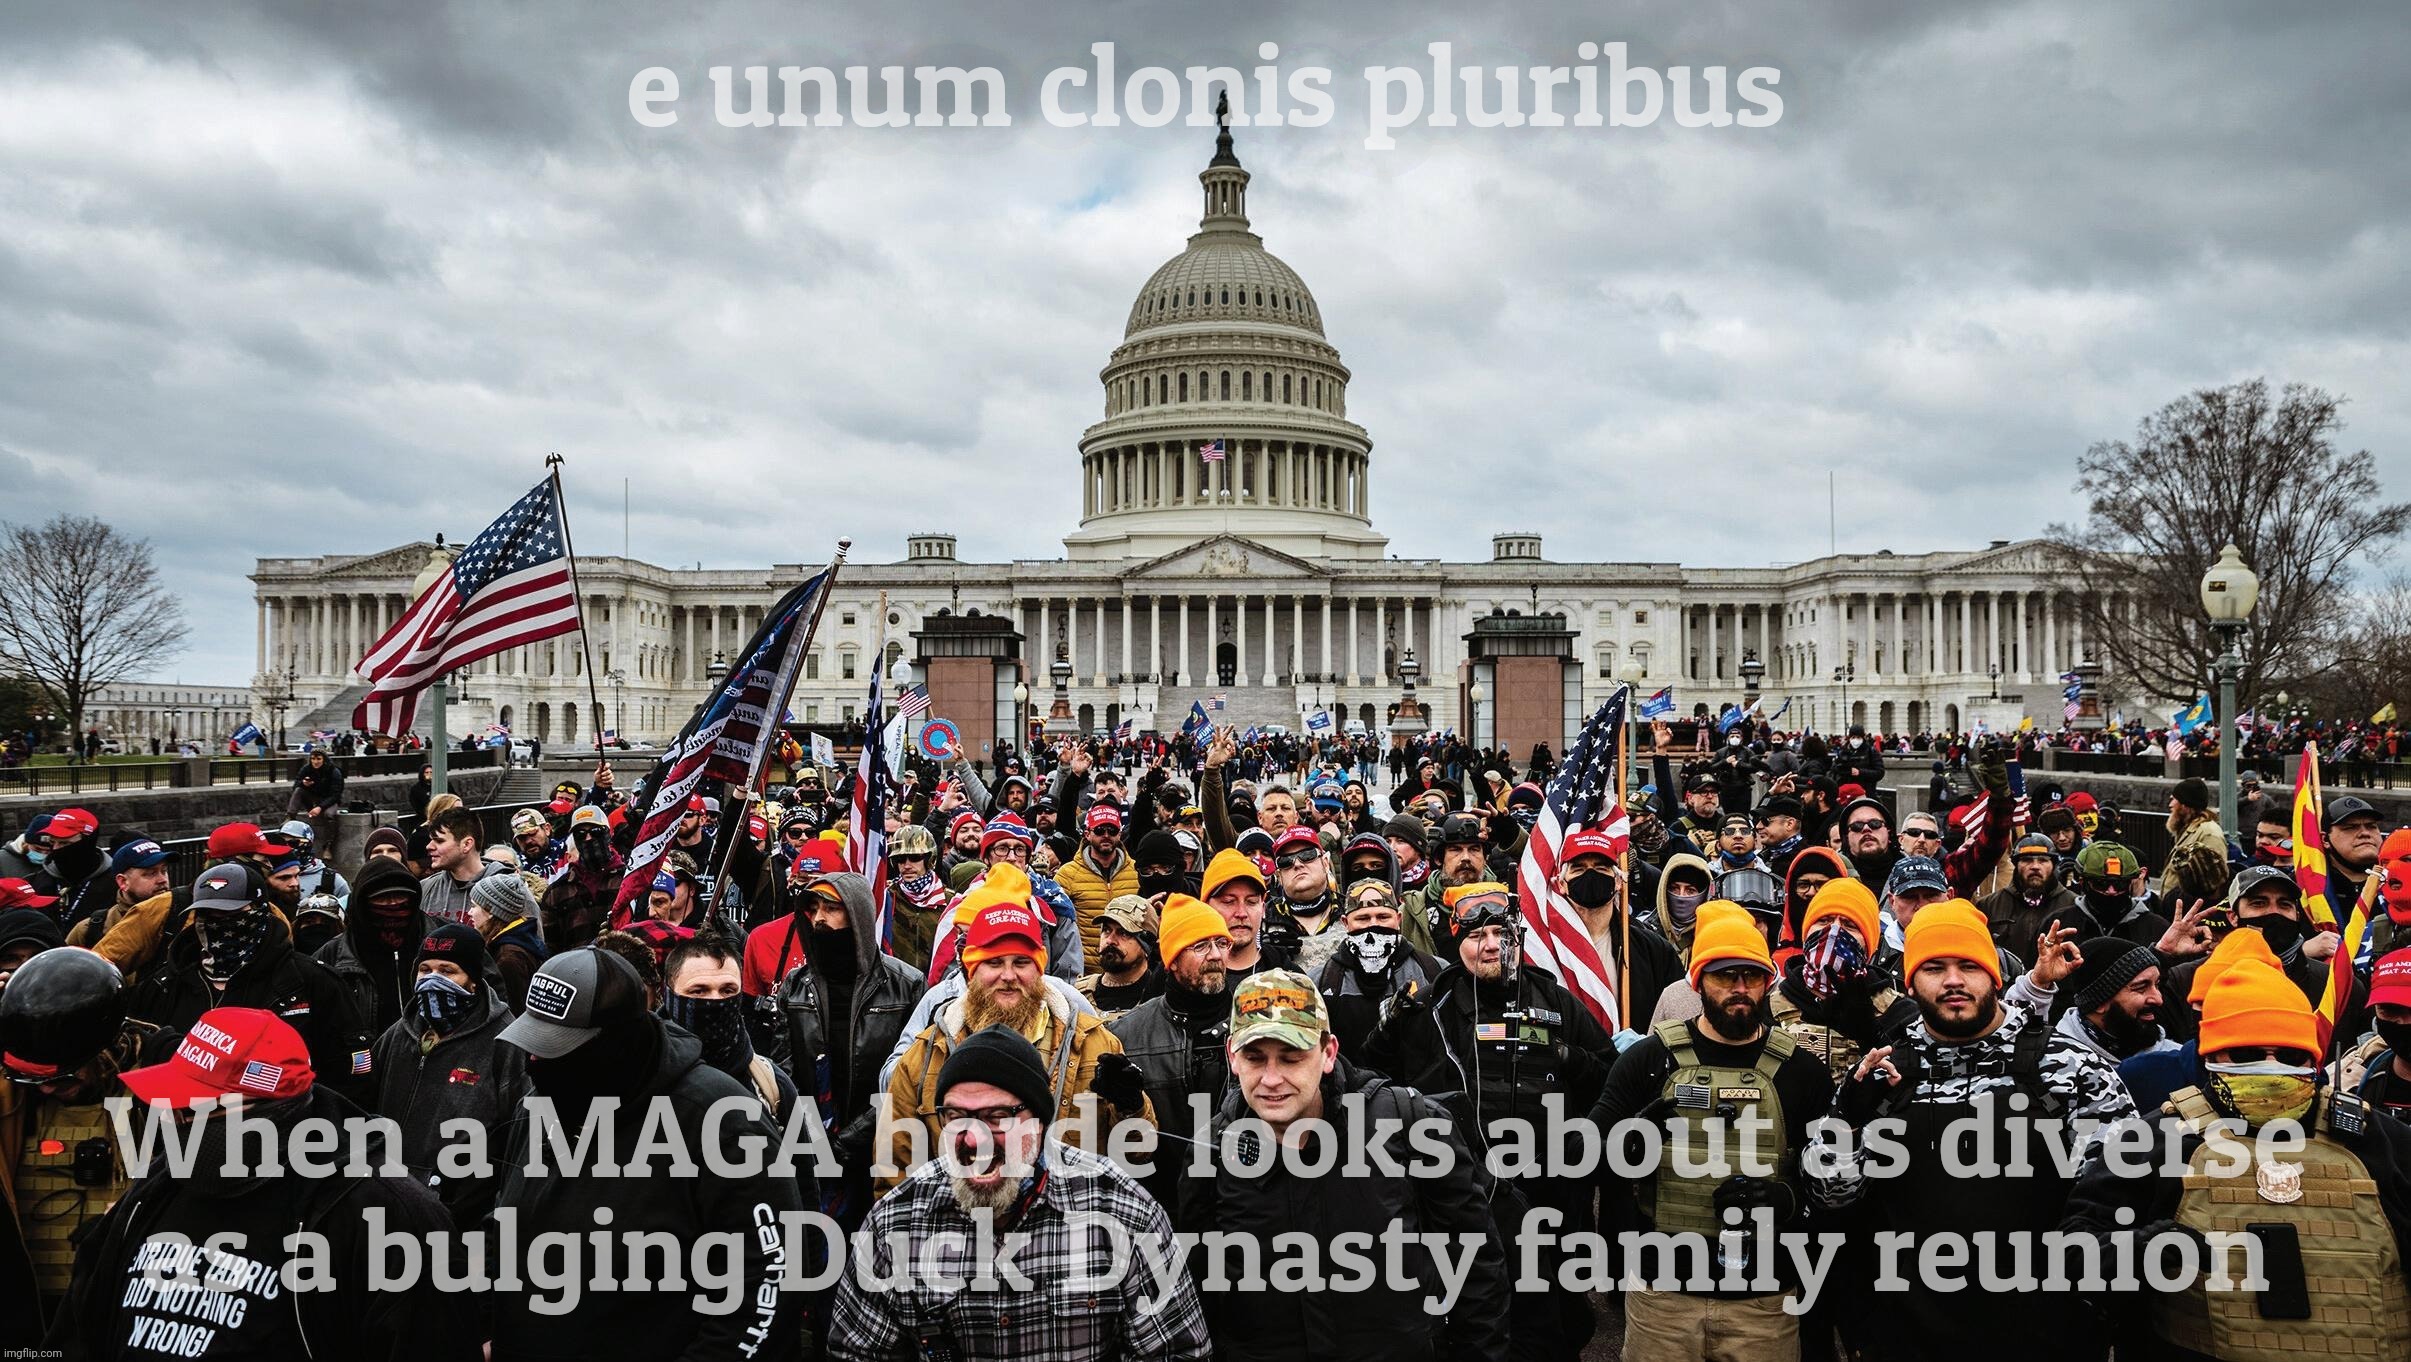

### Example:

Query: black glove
xmin=1834 ymin=1069 xmax=1896 ymax=1128
xmin=1977 ymin=748 xmax=2010 ymax=797
xmin=1091 ymin=1052 xmax=1146 ymax=1112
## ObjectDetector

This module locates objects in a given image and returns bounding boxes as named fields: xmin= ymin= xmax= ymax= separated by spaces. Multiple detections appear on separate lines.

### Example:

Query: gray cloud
xmin=0 ymin=0 xmax=2403 ymax=685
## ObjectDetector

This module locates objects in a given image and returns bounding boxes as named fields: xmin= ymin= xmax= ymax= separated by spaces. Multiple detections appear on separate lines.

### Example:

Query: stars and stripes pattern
xmin=353 ymin=478 xmax=583 ymax=736
xmin=237 ymin=1060 xmax=284 ymax=1093
xmin=611 ymin=572 xmax=831 ymax=921
xmin=851 ymin=651 xmax=894 ymax=950
xmin=1199 ymin=439 xmax=1226 ymax=463
xmin=1513 ymin=686 xmax=1631 ymax=1029
xmin=894 ymin=682 xmax=930 ymax=723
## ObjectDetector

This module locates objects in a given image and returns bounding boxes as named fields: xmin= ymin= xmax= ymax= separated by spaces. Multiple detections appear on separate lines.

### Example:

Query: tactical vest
xmin=1644 ymin=1019 xmax=1798 ymax=1235
xmin=19 ymin=1098 xmax=126 ymax=1296
xmin=1769 ymin=983 xmax=1899 ymax=1082
xmin=2149 ymin=1086 xmax=2411 ymax=1362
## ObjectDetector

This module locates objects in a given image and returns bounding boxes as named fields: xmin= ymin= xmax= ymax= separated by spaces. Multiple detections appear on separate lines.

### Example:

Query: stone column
xmin=1066 ymin=598 xmax=1080 ymax=684
xmin=1679 ymin=605 xmax=1691 ymax=680
xmin=1262 ymin=593 xmax=1279 ymax=687
xmin=1149 ymin=596 xmax=1162 ymax=680
xmin=1955 ymin=594 xmax=1969 ymax=675
xmin=1986 ymin=593 xmax=2000 ymax=675
xmin=1705 ymin=605 xmax=1719 ymax=683
xmin=1320 ymin=595 xmax=1333 ymax=679
xmin=2014 ymin=592 xmax=2029 ymax=681
xmin=2042 ymin=594 xmax=2057 ymax=677
xmin=1292 ymin=595 xmax=1305 ymax=680
xmin=1375 ymin=599 xmax=1388 ymax=684
xmin=1120 ymin=594 xmax=1133 ymax=682
xmin=1178 ymin=597 xmax=1191 ymax=685
xmin=1205 ymin=597 xmax=1217 ymax=682
xmin=1233 ymin=595 xmax=1247 ymax=683
xmin=1348 ymin=598 xmax=1361 ymax=684
xmin=2072 ymin=597 xmax=2086 ymax=665
xmin=256 ymin=599 xmax=268 ymax=673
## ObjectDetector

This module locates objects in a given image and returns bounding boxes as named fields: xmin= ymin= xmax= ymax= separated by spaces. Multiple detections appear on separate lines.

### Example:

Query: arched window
xmin=1220 ymin=370 xmax=1230 ymax=399
xmin=1186 ymin=290 xmax=1195 ymax=306
xmin=1178 ymin=372 xmax=1188 ymax=402
xmin=1282 ymin=374 xmax=1291 ymax=403
xmin=1262 ymin=371 xmax=1273 ymax=400
xmin=1255 ymin=290 xmax=1264 ymax=305
xmin=1220 ymin=288 xmax=1229 ymax=304
xmin=1241 ymin=371 xmax=1252 ymax=400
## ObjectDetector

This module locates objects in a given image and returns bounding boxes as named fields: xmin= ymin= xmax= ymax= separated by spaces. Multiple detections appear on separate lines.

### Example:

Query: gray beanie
xmin=470 ymin=871 xmax=540 ymax=925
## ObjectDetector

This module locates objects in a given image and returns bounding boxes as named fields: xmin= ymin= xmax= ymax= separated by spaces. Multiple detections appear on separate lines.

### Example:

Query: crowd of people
xmin=0 ymin=712 xmax=2408 ymax=1361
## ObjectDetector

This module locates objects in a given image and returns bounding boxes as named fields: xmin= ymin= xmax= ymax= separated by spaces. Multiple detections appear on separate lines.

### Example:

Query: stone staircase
xmin=487 ymin=769 xmax=553 ymax=806
xmin=1151 ymin=684 xmax=1311 ymax=734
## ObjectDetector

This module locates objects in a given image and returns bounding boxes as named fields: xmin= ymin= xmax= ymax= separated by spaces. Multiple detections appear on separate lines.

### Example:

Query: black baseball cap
xmin=498 ymin=949 xmax=648 ymax=1059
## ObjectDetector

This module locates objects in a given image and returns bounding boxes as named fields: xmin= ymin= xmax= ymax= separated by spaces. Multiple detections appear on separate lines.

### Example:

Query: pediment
xmin=324 ymin=543 xmax=444 ymax=579
xmin=1127 ymin=534 xmax=1328 ymax=581
xmin=1947 ymin=538 xmax=2060 ymax=575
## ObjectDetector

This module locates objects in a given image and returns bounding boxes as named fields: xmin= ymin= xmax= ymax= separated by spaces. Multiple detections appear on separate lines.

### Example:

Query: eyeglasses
xmin=933 ymin=1103 xmax=1034 ymax=1130
xmin=1845 ymin=820 xmax=1888 ymax=834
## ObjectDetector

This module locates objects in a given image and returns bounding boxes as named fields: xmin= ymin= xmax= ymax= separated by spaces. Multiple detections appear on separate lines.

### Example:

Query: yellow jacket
xmin=1051 ymin=849 xmax=1138 ymax=962
xmin=876 ymin=983 xmax=1152 ymax=1192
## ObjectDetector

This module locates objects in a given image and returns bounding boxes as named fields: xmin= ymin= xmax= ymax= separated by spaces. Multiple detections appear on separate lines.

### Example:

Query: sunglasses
xmin=784 ymin=827 xmax=811 ymax=840
xmin=1274 ymin=851 xmax=1321 ymax=870
xmin=1845 ymin=820 xmax=1888 ymax=834
xmin=1900 ymin=827 xmax=1942 ymax=840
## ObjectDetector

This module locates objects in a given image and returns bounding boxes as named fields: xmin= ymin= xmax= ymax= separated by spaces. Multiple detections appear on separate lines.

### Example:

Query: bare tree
xmin=2299 ymin=575 xmax=2411 ymax=724
xmin=0 ymin=515 xmax=189 ymax=757
xmin=2044 ymin=380 xmax=2410 ymax=709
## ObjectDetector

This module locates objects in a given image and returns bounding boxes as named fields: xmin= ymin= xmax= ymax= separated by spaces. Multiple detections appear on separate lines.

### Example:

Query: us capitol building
xmin=253 ymin=119 xmax=2133 ymax=760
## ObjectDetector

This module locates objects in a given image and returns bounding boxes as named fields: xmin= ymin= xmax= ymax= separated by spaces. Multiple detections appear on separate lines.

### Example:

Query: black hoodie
xmin=490 ymin=1021 xmax=809 ymax=1360
xmin=318 ymin=856 xmax=429 ymax=1035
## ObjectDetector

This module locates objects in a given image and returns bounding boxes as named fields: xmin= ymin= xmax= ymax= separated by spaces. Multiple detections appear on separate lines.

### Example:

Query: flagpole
xmin=545 ymin=454 xmax=612 ymax=774
xmin=704 ymin=539 xmax=850 ymax=927
xmin=1616 ymin=682 xmax=1633 ymax=1031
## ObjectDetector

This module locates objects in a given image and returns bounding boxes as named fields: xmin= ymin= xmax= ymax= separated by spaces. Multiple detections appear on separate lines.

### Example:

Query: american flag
xmin=895 ymin=682 xmax=930 ymax=723
xmin=851 ymin=649 xmax=894 ymax=950
xmin=612 ymin=571 xmax=831 ymax=922
xmin=237 ymin=1060 xmax=284 ymax=1093
xmin=1513 ymin=686 xmax=1632 ymax=1029
xmin=1199 ymin=439 xmax=1225 ymax=463
xmin=1209 ymin=694 xmax=1226 ymax=711
xmin=353 ymin=477 xmax=582 ymax=735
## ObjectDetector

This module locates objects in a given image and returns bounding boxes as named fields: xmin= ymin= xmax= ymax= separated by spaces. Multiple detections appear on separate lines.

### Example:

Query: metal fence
xmin=0 ymin=747 xmax=499 ymax=799
xmin=156 ymin=797 xmax=536 ymax=887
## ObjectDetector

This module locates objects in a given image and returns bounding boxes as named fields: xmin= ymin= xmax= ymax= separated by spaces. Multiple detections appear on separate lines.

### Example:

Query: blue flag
xmin=2173 ymin=693 xmax=2213 ymax=736
xmin=1639 ymin=686 xmax=1674 ymax=720
xmin=1182 ymin=701 xmax=1212 ymax=743
xmin=230 ymin=722 xmax=264 ymax=747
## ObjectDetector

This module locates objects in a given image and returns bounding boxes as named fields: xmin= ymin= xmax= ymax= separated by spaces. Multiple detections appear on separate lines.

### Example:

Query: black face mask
xmin=662 ymin=993 xmax=754 ymax=1078
xmin=525 ymin=1012 xmax=658 ymax=1125
xmin=809 ymin=923 xmax=858 ymax=980
xmin=2375 ymin=1019 xmax=2411 ymax=1061
xmin=47 ymin=838 xmax=103 ymax=882
xmin=1138 ymin=871 xmax=1187 ymax=899
xmin=2245 ymin=914 xmax=2304 ymax=955
xmin=1566 ymin=871 xmax=1617 ymax=910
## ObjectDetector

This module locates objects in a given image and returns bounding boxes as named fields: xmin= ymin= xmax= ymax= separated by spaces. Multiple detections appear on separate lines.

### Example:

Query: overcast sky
xmin=4 ymin=1 xmax=2404 ymax=685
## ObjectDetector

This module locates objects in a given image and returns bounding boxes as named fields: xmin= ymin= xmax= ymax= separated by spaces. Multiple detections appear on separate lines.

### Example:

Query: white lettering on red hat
xmin=189 ymin=1022 xmax=239 ymax=1056
xmin=176 ymin=1038 xmax=224 ymax=1074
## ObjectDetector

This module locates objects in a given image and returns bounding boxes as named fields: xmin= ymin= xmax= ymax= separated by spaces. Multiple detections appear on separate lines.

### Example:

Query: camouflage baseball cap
xmin=2076 ymin=841 xmax=2140 ymax=889
xmin=1228 ymin=970 xmax=1329 ymax=1052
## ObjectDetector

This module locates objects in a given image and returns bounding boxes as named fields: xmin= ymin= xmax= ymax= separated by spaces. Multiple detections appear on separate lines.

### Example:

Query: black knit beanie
xmin=936 ymin=1024 xmax=1055 ymax=1124
xmin=2067 ymin=936 xmax=2159 ymax=1012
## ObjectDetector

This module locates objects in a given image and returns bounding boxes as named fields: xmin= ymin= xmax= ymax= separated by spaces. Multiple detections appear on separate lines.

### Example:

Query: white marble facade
xmin=254 ymin=123 xmax=2119 ymax=747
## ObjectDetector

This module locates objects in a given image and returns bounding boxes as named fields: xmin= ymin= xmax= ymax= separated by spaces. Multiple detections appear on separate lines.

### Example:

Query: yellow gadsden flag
xmin=2373 ymin=701 xmax=2398 ymax=725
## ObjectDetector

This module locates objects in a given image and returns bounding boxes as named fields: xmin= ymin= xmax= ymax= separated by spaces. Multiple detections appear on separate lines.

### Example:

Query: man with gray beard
xmin=827 ymin=1026 xmax=1210 ymax=1361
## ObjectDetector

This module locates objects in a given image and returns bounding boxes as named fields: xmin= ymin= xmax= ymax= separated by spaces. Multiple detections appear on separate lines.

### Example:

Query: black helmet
xmin=0 ymin=948 xmax=126 ymax=1080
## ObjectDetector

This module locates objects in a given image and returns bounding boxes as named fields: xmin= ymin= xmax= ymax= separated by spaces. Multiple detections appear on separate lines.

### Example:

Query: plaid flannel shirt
xmin=826 ymin=1139 xmax=1210 ymax=1362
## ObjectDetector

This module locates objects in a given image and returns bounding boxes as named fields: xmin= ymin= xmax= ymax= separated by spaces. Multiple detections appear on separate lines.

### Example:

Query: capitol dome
xmin=1067 ymin=108 xmax=1384 ymax=563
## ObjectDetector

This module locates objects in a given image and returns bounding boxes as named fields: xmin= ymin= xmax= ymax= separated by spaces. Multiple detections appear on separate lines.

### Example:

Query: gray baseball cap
xmin=190 ymin=863 xmax=262 ymax=913
xmin=498 ymin=949 xmax=647 ymax=1059
xmin=1884 ymin=855 xmax=1950 ymax=898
